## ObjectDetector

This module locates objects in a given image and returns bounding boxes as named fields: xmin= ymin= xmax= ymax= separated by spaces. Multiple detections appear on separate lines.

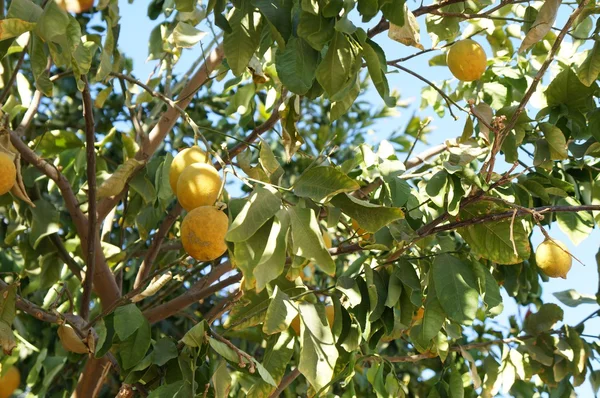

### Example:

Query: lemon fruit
xmin=0 ymin=153 xmax=16 ymax=196
xmin=535 ymin=238 xmax=572 ymax=279
xmin=351 ymin=219 xmax=372 ymax=240
xmin=290 ymin=306 xmax=335 ymax=335
xmin=0 ymin=366 xmax=20 ymax=398
xmin=56 ymin=0 xmax=94 ymax=13
xmin=58 ymin=324 xmax=89 ymax=354
xmin=446 ymin=39 xmax=487 ymax=82
xmin=169 ymin=146 xmax=209 ymax=194
xmin=181 ymin=206 xmax=228 ymax=261
xmin=176 ymin=163 xmax=222 ymax=211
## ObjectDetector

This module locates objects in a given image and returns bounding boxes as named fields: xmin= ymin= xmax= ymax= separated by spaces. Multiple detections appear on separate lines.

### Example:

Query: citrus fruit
xmin=176 ymin=163 xmax=222 ymax=211
xmin=58 ymin=324 xmax=89 ymax=354
xmin=181 ymin=206 xmax=228 ymax=261
xmin=290 ymin=314 xmax=301 ymax=335
xmin=0 ymin=152 xmax=16 ymax=196
xmin=535 ymin=238 xmax=572 ymax=279
xmin=322 ymin=230 xmax=332 ymax=249
xmin=446 ymin=39 xmax=487 ymax=82
xmin=0 ymin=366 xmax=20 ymax=398
xmin=351 ymin=219 xmax=372 ymax=240
xmin=56 ymin=0 xmax=94 ymax=13
xmin=169 ymin=146 xmax=209 ymax=194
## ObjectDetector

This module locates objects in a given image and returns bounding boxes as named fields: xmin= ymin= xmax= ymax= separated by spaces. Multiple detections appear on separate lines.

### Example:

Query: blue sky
xmin=116 ymin=2 xmax=599 ymax=394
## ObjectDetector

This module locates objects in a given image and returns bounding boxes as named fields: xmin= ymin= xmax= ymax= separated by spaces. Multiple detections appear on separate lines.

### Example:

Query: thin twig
xmin=268 ymin=369 xmax=301 ymax=398
xmin=0 ymin=49 xmax=28 ymax=105
xmin=49 ymin=234 xmax=83 ymax=280
xmin=80 ymin=76 xmax=97 ymax=321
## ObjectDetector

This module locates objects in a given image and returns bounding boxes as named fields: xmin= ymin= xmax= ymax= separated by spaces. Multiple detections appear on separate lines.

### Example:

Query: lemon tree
xmin=0 ymin=0 xmax=599 ymax=397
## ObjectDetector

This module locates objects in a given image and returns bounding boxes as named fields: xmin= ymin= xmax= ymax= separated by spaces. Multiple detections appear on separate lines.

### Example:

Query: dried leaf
xmin=97 ymin=158 xmax=145 ymax=199
xmin=0 ymin=131 xmax=35 ymax=206
xmin=473 ymin=103 xmax=493 ymax=142
xmin=518 ymin=0 xmax=561 ymax=53
xmin=388 ymin=7 xmax=423 ymax=50
xmin=131 ymin=272 xmax=173 ymax=303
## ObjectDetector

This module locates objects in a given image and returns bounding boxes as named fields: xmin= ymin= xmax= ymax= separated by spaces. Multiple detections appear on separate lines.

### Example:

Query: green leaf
xmin=275 ymin=37 xmax=319 ymax=95
xmin=7 ymin=0 xmax=42 ymax=22
xmin=254 ymin=210 xmax=290 ymax=292
xmin=120 ymin=321 xmax=151 ymax=370
xmin=426 ymin=170 xmax=448 ymax=208
xmin=259 ymin=139 xmax=284 ymax=184
xmin=34 ymin=2 xmax=69 ymax=43
xmin=331 ymin=74 xmax=361 ymax=121
xmin=252 ymin=0 xmax=292 ymax=43
xmin=362 ymin=39 xmax=393 ymax=105
xmin=212 ymin=360 xmax=232 ymax=398
xmin=556 ymin=197 xmax=594 ymax=245
xmin=553 ymin=289 xmax=597 ymax=307
xmin=381 ymin=0 xmax=406 ymax=26
xmin=546 ymin=68 xmax=598 ymax=112
xmin=226 ymin=185 xmax=281 ymax=242
xmin=30 ymin=35 xmax=52 ymax=96
xmin=172 ymin=22 xmax=207 ymax=48
xmin=152 ymin=338 xmax=178 ymax=366
xmin=288 ymin=206 xmax=335 ymax=275
xmin=336 ymin=276 xmax=363 ymax=308
xmin=540 ymin=123 xmax=568 ymax=160
xmin=418 ymin=281 xmax=445 ymax=343
xmin=30 ymin=200 xmax=60 ymax=250
xmin=297 ymin=11 xmax=334 ymax=51
xmin=114 ymin=304 xmax=146 ymax=341
xmin=0 ymin=18 xmax=36 ymax=41
xmin=209 ymin=337 xmax=240 ymax=363
xmin=263 ymin=286 xmax=298 ymax=335
xmin=148 ymin=382 xmax=184 ymax=398
xmin=234 ymin=219 xmax=272 ymax=288
xmin=96 ymin=17 xmax=115 ymax=83
xmin=246 ymin=332 xmax=295 ymax=398
xmin=0 ymin=284 xmax=17 ymax=326
xmin=449 ymin=369 xmax=465 ymax=398
xmin=578 ymin=41 xmax=600 ymax=86
xmin=357 ymin=0 xmax=378 ymax=22
xmin=34 ymin=130 xmax=84 ymax=156
xmin=316 ymin=31 xmax=358 ymax=97
xmin=174 ymin=0 xmax=195 ymax=12
xmin=181 ymin=320 xmax=207 ymax=348
xmin=523 ymin=303 xmax=563 ymax=335
xmin=432 ymin=254 xmax=479 ymax=323
xmin=294 ymin=166 xmax=360 ymax=202
xmin=481 ymin=264 xmax=503 ymax=317
xmin=224 ymin=7 xmax=262 ymax=76
xmin=457 ymin=202 xmax=531 ymax=265
xmin=298 ymin=303 xmax=339 ymax=392
xmin=330 ymin=193 xmax=404 ymax=233
xmin=425 ymin=5 xmax=460 ymax=46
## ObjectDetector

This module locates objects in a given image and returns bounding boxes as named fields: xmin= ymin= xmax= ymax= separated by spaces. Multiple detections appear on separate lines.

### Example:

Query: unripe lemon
xmin=176 ymin=163 xmax=222 ymax=211
xmin=58 ymin=324 xmax=89 ymax=354
xmin=351 ymin=219 xmax=372 ymax=240
xmin=446 ymin=39 xmax=487 ymax=82
xmin=0 ymin=366 xmax=20 ymax=398
xmin=56 ymin=0 xmax=94 ymax=13
xmin=181 ymin=206 xmax=228 ymax=261
xmin=535 ymin=239 xmax=572 ymax=279
xmin=290 ymin=306 xmax=334 ymax=335
xmin=0 ymin=152 xmax=16 ymax=196
xmin=169 ymin=146 xmax=209 ymax=194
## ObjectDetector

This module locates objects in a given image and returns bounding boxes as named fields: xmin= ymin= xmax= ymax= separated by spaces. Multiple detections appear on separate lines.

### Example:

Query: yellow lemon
xmin=0 ymin=153 xmax=16 ymax=196
xmin=176 ymin=163 xmax=222 ymax=211
xmin=181 ymin=206 xmax=228 ymax=261
xmin=169 ymin=146 xmax=209 ymax=194
xmin=535 ymin=239 xmax=572 ymax=279
xmin=446 ymin=39 xmax=487 ymax=82
xmin=0 ymin=366 xmax=20 ymax=398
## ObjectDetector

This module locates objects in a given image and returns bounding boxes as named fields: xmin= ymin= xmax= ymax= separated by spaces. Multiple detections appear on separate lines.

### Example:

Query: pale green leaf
xmin=316 ymin=31 xmax=357 ymax=97
xmin=0 ymin=18 xmax=36 ymax=41
xmin=556 ymin=197 xmax=594 ymax=245
xmin=523 ymin=303 xmax=563 ymax=335
xmin=173 ymin=22 xmax=207 ymax=48
xmin=432 ymin=254 xmax=479 ymax=323
xmin=294 ymin=166 xmax=360 ymax=202
xmin=114 ymin=304 xmax=146 ymax=341
xmin=30 ymin=200 xmax=60 ymax=250
xmin=540 ymin=123 xmax=567 ymax=160
xmin=262 ymin=286 xmax=298 ymax=335
xmin=288 ymin=206 xmax=335 ymax=275
xmin=578 ymin=41 xmax=600 ymax=86
xmin=254 ymin=210 xmax=290 ymax=292
xmin=275 ymin=37 xmax=318 ymax=95
xmin=331 ymin=193 xmax=404 ymax=233
xmin=223 ymin=7 xmax=262 ymax=76
xmin=226 ymin=185 xmax=281 ymax=242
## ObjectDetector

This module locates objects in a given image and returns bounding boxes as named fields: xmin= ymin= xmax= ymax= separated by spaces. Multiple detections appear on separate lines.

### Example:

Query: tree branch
xmin=80 ymin=76 xmax=97 ymax=321
xmin=0 ymin=49 xmax=28 ymax=105
xmin=49 ymin=233 xmax=82 ymax=280
xmin=0 ymin=280 xmax=59 ymax=323
xmin=268 ymin=369 xmax=301 ymax=398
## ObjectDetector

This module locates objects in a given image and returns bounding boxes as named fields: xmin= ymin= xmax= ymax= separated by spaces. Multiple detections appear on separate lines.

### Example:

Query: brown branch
xmin=133 ymin=203 xmax=182 ymax=289
xmin=405 ymin=144 xmax=447 ymax=169
xmin=268 ymin=368 xmax=301 ymax=398
xmin=0 ymin=280 xmax=58 ymax=323
xmin=80 ymin=76 xmax=97 ymax=321
xmin=49 ymin=233 xmax=83 ymax=280
xmin=143 ymin=262 xmax=237 ymax=324
xmin=421 ymin=204 xmax=600 ymax=237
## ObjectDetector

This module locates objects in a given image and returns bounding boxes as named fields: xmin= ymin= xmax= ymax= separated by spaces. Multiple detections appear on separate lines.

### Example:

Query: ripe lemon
xmin=446 ymin=39 xmax=487 ymax=81
xmin=351 ymin=219 xmax=372 ymax=240
xmin=535 ymin=238 xmax=572 ymax=279
xmin=0 ymin=153 xmax=16 ymax=196
xmin=290 ymin=306 xmax=335 ymax=335
xmin=56 ymin=0 xmax=94 ymax=13
xmin=0 ymin=366 xmax=20 ymax=398
xmin=58 ymin=324 xmax=89 ymax=354
xmin=169 ymin=146 xmax=209 ymax=194
xmin=176 ymin=163 xmax=222 ymax=211
xmin=181 ymin=206 xmax=228 ymax=261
